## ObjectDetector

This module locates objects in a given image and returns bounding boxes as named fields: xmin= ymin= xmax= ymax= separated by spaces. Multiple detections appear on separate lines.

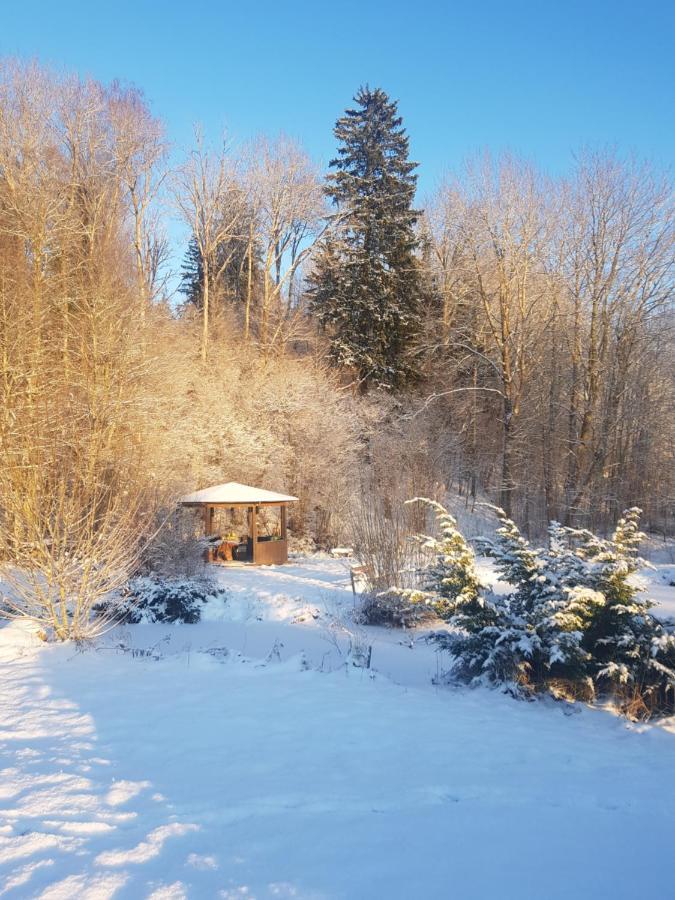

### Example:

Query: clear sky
xmin=2 ymin=0 xmax=672 ymax=232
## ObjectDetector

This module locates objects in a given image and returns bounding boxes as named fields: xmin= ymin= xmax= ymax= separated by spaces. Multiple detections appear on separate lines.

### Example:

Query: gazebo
xmin=180 ymin=482 xmax=297 ymax=565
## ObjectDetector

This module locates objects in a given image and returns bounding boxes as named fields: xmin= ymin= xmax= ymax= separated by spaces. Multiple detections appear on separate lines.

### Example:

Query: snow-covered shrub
xmin=114 ymin=574 xmax=228 ymax=624
xmin=432 ymin=506 xmax=675 ymax=717
xmin=406 ymin=497 xmax=483 ymax=619
xmin=354 ymin=498 xmax=486 ymax=630
xmin=356 ymin=589 xmax=435 ymax=628
xmin=288 ymin=532 xmax=318 ymax=556
xmin=431 ymin=510 xmax=595 ymax=697
xmin=564 ymin=510 xmax=675 ymax=718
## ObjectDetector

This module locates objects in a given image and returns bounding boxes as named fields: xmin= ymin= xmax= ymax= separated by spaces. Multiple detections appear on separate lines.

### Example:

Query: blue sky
xmin=3 ymin=0 xmax=673 ymax=189
xmin=2 ymin=0 xmax=672 ymax=282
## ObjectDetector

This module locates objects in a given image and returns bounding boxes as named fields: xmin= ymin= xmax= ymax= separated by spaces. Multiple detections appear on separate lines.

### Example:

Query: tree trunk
xmin=500 ymin=395 xmax=514 ymax=517
xmin=244 ymin=222 xmax=253 ymax=342
xmin=201 ymin=257 xmax=209 ymax=362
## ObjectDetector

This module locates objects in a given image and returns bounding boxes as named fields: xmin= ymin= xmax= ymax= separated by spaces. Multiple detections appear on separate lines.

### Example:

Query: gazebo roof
xmin=181 ymin=481 xmax=297 ymax=506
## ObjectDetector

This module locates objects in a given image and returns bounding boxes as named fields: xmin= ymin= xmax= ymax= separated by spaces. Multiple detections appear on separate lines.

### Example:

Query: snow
xmin=1 ymin=556 xmax=674 ymax=899
xmin=180 ymin=482 xmax=297 ymax=505
xmin=632 ymin=564 xmax=675 ymax=621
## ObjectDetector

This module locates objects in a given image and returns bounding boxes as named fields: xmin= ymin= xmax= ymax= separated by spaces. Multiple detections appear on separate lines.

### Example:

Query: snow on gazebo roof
xmin=180 ymin=481 xmax=297 ymax=506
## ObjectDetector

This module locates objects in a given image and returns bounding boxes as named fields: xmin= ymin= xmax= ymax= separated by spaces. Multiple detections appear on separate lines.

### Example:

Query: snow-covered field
xmin=1 ymin=556 xmax=674 ymax=899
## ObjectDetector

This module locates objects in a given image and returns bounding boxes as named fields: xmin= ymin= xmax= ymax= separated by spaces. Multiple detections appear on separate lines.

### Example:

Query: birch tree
xmin=108 ymin=83 xmax=170 ymax=313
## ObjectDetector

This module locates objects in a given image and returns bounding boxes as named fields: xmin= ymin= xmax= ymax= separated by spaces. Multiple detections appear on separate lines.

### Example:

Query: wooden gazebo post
xmin=250 ymin=504 xmax=258 ymax=564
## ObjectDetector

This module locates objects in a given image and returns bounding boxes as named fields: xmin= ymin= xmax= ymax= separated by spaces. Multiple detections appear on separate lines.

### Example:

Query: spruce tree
xmin=179 ymin=236 xmax=205 ymax=308
xmin=309 ymin=86 xmax=423 ymax=389
xmin=407 ymin=498 xmax=484 ymax=621
xmin=180 ymin=210 xmax=256 ymax=312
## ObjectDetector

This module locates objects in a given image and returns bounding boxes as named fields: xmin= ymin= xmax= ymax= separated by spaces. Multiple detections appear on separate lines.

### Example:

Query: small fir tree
xmin=569 ymin=509 xmax=675 ymax=715
xmin=406 ymin=497 xmax=484 ymax=621
xmin=437 ymin=506 xmax=675 ymax=715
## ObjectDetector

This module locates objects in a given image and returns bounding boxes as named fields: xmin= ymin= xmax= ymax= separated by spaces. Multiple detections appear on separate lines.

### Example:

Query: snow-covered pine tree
xmin=445 ymin=508 xmax=596 ymax=697
xmin=448 ymin=506 xmax=675 ymax=715
xmin=567 ymin=509 xmax=675 ymax=716
xmin=476 ymin=507 xmax=544 ymax=611
xmin=453 ymin=506 xmax=554 ymax=694
xmin=406 ymin=497 xmax=483 ymax=620
xmin=308 ymin=86 xmax=424 ymax=389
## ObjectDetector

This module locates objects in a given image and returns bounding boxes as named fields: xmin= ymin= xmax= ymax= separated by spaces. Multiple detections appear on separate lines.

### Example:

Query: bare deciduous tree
xmin=243 ymin=135 xmax=325 ymax=352
xmin=174 ymin=131 xmax=245 ymax=361
xmin=419 ymin=151 xmax=673 ymax=534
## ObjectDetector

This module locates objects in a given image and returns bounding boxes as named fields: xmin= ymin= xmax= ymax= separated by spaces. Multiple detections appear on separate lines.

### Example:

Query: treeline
xmin=420 ymin=153 xmax=673 ymax=533
xmin=0 ymin=58 xmax=672 ymax=579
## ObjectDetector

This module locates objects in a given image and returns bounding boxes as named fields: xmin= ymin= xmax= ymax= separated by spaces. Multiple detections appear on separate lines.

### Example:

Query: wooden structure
xmin=180 ymin=482 xmax=297 ymax=566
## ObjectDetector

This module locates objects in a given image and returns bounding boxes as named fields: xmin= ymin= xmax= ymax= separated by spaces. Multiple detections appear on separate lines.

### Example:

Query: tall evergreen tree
xmin=309 ymin=87 xmax=424 ymax=389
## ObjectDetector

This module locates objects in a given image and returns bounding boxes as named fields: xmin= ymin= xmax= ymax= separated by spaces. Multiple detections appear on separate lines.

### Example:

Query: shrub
xmin=356 ymin=589 xmax=435 ymax=628
xmin=353 ymin=498 xmax=485 ymax=630
xmin=114 ymin=574 xmax=228 ymax=624
xmin=406 ymin=497 xmax=483 ymax=619
xmin=426 ymin=505 xmax=675 ymax=719
xmin=348 ymin=487 xmax=426 ymax=592
xmin=141 ymin=507 xmax=207 ymax=578
xmin=566 ymin=510 xmax=675 ymax=717
xmin=0 ymin=471 xmax=153 ymax=641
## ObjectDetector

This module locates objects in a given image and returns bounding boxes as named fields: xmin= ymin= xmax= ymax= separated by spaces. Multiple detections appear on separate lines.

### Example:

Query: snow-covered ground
xmin=1 ymin=556 xmax=674 ymax=899
xmin=635 ymin=563 xmax=675 ymax=621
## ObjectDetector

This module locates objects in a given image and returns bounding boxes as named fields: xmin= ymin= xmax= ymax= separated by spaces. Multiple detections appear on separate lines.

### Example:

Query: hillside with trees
xmin=0 ymin=58 xmax=672 ymax=630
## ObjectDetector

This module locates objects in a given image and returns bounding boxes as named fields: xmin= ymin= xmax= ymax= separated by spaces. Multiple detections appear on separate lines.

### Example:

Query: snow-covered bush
xmin=356 ymin=589 xmax=435 ymax=628
xmin=563 ymin=510 xmax=675 ymax=718
xmin=406 ymin=497 xmax=483 ymax=619
xmin=288 ymin=532 xmax=318 ymax=556
xmin=354 ymin=498 xmax=486 ymax=630
xmin=113 ymin=574 xmax=228 ymax=624
xmin=432 ymin=509 xmax=596 ymax=697
xmin=429 ymin=506 xmax=675 ymax=718
xmin=349 ymin=485 xmax=428 ymax=592
xmin=0 ymin=473 xmax=153 ymax=641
